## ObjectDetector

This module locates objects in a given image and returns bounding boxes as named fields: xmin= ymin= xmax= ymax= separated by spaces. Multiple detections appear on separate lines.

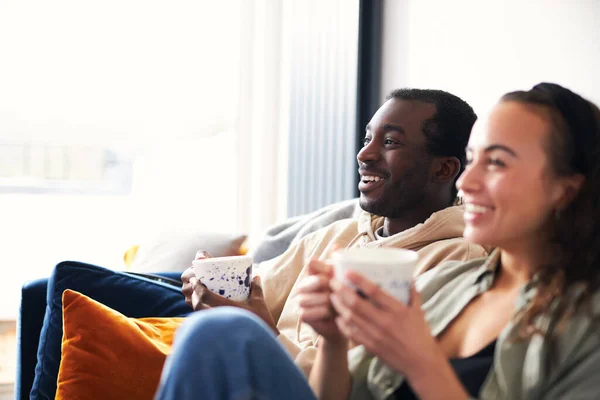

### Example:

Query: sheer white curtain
xmin=236 ymin=0 xmax=290 ymax=247
xmin=0 ymin=0 xmax=288 ymax=318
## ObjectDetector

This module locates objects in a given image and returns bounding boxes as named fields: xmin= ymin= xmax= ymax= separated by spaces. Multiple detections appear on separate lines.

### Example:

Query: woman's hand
xmin=301 ymin=260 xmax=351 ymax=400
xmin=297 ymin=259 xmax=346 ymax=344
xmin=329 ymin=270 xmax=450 ymax=387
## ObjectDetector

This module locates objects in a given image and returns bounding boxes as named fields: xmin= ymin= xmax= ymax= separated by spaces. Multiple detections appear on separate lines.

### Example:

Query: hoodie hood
xmin=349 ymin=205 xmax=466 ymax=251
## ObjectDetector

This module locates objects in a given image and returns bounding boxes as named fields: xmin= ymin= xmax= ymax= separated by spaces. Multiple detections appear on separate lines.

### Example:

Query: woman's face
xmin=456 ymin=101 xmax=569 ymax=250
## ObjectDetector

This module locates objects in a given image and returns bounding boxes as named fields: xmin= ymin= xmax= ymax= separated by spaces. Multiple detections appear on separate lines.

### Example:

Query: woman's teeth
xmin=465 ymin=203 xmax=491 ymax=214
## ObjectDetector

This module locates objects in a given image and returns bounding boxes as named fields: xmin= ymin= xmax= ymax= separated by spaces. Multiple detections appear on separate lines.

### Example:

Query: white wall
xmin=380 ymin=0 xmax=600 ymax=115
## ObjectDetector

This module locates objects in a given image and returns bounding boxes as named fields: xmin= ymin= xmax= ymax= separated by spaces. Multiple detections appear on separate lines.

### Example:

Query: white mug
xmin=192 ymin=255 xmax=253 ymax=301
xmin=331 ymin=248 xmax=418 ymax=304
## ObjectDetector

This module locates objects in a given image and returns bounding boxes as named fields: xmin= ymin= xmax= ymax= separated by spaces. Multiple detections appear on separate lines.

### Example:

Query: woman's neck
xmin=497 ymin=237 xmax=550 ymax=289
xmin=497 ymin=251 xmax=534 ymax=288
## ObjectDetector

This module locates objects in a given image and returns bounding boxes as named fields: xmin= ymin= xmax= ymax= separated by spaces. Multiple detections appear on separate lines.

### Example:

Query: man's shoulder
xmin=298 ymin=217 xmax=359 ymax=244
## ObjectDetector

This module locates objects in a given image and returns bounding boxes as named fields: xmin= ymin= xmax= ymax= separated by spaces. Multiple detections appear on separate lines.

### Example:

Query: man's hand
xmin=190 ymin=275 xmax=280 ymax=335
xmin=182 ymin=250 xmax=278 ymax=334
xmin=181 ymin=250 xmax=211 ymax=309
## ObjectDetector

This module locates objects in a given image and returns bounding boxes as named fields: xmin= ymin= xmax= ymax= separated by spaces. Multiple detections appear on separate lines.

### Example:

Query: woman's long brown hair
xmin=501 ymin=83 xmax=600 ymax=338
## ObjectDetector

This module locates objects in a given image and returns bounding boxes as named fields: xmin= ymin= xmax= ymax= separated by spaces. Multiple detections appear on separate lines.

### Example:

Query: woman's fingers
xmin=331 ymin=294 xmax=384 ymax=349
xmin=297 ymin=274 xmax=331 ymax=293
xmin=297 ymin=292 xmax=331 ymax=307
xmin=300 ymin=305 xmax=334 ymax=322
xmin=329 ymin=278 xmax=385 ymax=321
xmin=307 ymin=259 xmax=334 ymax=276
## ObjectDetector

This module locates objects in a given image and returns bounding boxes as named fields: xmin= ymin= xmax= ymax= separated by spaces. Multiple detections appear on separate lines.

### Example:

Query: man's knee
xmin=176 ymin=307 xmax=270 ymax=348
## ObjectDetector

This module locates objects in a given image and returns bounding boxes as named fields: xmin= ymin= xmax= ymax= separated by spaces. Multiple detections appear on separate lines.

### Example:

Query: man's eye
xmin=363 ymin=137 xmax=371 ymax=146
xmin=384 ymin=138 xmax=402 ymax=146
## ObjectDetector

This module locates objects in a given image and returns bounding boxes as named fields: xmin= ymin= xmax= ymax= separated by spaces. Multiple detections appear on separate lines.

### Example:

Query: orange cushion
xmin=56 ymin=290 xmax=184 ymax=400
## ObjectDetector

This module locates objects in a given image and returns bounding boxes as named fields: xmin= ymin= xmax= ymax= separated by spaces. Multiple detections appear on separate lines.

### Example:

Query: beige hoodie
xmin=259 ymin=205 xmax=488 ymax=375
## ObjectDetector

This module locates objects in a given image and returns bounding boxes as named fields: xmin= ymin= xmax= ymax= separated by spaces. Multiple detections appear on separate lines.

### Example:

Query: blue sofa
xmin=16 ymin=198 xmax=360 ymax=400
xmin=17 ymin=269 xmax=184 ymax=400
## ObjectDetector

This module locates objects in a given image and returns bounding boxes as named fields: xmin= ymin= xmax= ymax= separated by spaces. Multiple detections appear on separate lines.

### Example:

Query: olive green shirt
xmin=348 ymin=250 xmax=600 ymax=400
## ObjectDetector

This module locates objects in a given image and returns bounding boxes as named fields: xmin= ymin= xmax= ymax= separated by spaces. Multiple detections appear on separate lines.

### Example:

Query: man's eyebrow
xmin=466 ymin=144 xmax=519 ymax=158
xmin=382 ymin=124 xmax=405 ymax=134
xmin=365 ymin=124 xmax=405 ymax=134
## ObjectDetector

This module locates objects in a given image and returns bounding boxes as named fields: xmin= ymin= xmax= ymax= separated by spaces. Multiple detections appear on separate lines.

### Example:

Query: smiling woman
xmin=460 ymin=103 xmax=569 ymax=245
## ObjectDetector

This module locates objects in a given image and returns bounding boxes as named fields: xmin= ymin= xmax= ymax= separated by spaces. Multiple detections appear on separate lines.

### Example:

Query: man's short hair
xmin=387 ymin=88 xmax=477 ymax=202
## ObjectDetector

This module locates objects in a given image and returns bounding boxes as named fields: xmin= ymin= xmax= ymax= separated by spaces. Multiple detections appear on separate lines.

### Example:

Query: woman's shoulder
xmin=415 ymin=252 xmax=496 ymax=303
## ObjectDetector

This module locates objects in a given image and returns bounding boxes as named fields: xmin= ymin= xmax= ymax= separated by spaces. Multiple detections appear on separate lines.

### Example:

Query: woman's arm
xmin=298 ymin=259 xmax=352 ymax=399
xmin=308 ymin=338 xmax=352 ymax=400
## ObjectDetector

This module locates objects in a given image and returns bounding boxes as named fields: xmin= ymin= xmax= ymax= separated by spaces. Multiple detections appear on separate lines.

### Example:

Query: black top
xmin=394 ymin=340 xmax=496 ymax=399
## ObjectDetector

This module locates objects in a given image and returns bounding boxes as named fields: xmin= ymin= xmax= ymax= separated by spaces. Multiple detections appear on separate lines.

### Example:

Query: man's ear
xmin=431 ymin=156 xmax=461 ymax=184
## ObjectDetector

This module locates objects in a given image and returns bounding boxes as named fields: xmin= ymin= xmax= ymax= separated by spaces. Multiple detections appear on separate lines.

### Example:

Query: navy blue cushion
xmin=29 ymin=261 xmax=192 ymax=400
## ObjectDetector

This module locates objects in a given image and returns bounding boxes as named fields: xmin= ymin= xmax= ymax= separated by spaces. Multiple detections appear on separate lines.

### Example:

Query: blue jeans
xmin=155 ymin=307 xmax=317 ymax=400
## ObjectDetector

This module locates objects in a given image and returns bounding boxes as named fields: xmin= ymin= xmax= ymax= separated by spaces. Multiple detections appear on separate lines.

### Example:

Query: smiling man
xmin=182 ymin=89 xmax=489 ymax=376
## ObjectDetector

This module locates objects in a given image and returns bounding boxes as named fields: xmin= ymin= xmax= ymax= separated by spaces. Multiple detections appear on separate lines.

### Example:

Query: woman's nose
xmin=456 ymin=163 xmax=482 ymax=194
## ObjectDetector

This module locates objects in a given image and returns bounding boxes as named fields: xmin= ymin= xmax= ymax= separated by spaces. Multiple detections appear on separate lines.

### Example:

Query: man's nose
xmin=356 ymin=139 xmax=381 ymax=164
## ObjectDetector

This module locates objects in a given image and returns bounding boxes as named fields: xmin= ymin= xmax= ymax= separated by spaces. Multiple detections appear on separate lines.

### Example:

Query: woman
xmin=154 ymin=82 xmax=600 ymax=400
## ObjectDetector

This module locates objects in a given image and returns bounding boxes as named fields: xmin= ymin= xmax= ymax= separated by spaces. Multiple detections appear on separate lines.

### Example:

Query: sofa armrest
xmin=127 ymin=271 xmax=182 ymax=287
xmin=16 ymin=278 xmax=49 ymax=400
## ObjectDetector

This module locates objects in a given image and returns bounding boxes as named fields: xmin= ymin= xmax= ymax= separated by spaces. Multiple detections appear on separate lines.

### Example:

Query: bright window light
xmin=0 ymin=0 xmax=245 ymax=319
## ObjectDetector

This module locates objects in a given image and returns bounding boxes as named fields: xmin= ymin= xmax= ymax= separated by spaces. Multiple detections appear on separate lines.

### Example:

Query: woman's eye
xmin=488 ymin=158 xmax=506 ymax=167
xmin=363 ymin=137 xmax=371 ymax=146
xmin=384 ymin=139 xmax=399 ymax=145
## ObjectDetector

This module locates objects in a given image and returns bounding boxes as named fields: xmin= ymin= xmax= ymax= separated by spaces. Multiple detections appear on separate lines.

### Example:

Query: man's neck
xmin=381 ymin=205 xmax=446 ymax=237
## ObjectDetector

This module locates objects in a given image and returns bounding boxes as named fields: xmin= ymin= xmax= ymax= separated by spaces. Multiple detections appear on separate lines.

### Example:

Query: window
xmin=0 ymin=0 xmax=278 ymax=320
xmin=0 ymin=142 xmax=132 ymax=194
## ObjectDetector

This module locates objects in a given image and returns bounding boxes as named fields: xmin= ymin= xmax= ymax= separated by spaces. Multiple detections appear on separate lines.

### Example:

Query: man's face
xmin=357 ymin=98 xmax=436 ymax=218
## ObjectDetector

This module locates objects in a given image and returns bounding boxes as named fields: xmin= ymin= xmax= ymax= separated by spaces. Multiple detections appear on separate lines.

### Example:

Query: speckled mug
xmin=332 ymin=248 xmax=418 ymax=304
xmin=193 ymin=255 xmax=253 ymax=301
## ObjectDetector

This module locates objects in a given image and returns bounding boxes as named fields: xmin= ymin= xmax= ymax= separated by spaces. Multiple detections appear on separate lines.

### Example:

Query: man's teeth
xmin=465 ymin=203 xmax=491 ymax=214
xmin=362 ymin=175 xmax=384 ymax=182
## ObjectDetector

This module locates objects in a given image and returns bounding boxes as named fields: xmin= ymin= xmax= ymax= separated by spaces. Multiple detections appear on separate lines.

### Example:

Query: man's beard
xmin=359 ymin=183 xmax=427 ymax=218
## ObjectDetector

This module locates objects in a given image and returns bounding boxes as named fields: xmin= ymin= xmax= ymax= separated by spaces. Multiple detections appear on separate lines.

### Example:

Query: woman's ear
xmin=432 ymin=156 xmax=461 ymax=184
xmin=554 ymin=174 xmax=585 ymax=210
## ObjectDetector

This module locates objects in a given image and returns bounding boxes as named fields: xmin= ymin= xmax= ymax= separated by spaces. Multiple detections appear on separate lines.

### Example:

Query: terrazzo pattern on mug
xmin=197 ymin=263 xmax=253 ymax=302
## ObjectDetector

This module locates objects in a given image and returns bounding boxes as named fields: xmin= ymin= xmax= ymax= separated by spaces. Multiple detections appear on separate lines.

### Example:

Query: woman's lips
xmin=463 ymin=202 xmax=494 ymax=223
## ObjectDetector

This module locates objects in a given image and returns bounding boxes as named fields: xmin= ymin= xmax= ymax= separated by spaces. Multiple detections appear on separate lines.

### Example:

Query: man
xmin=181 ymin=88 xmax=488 ymax=375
